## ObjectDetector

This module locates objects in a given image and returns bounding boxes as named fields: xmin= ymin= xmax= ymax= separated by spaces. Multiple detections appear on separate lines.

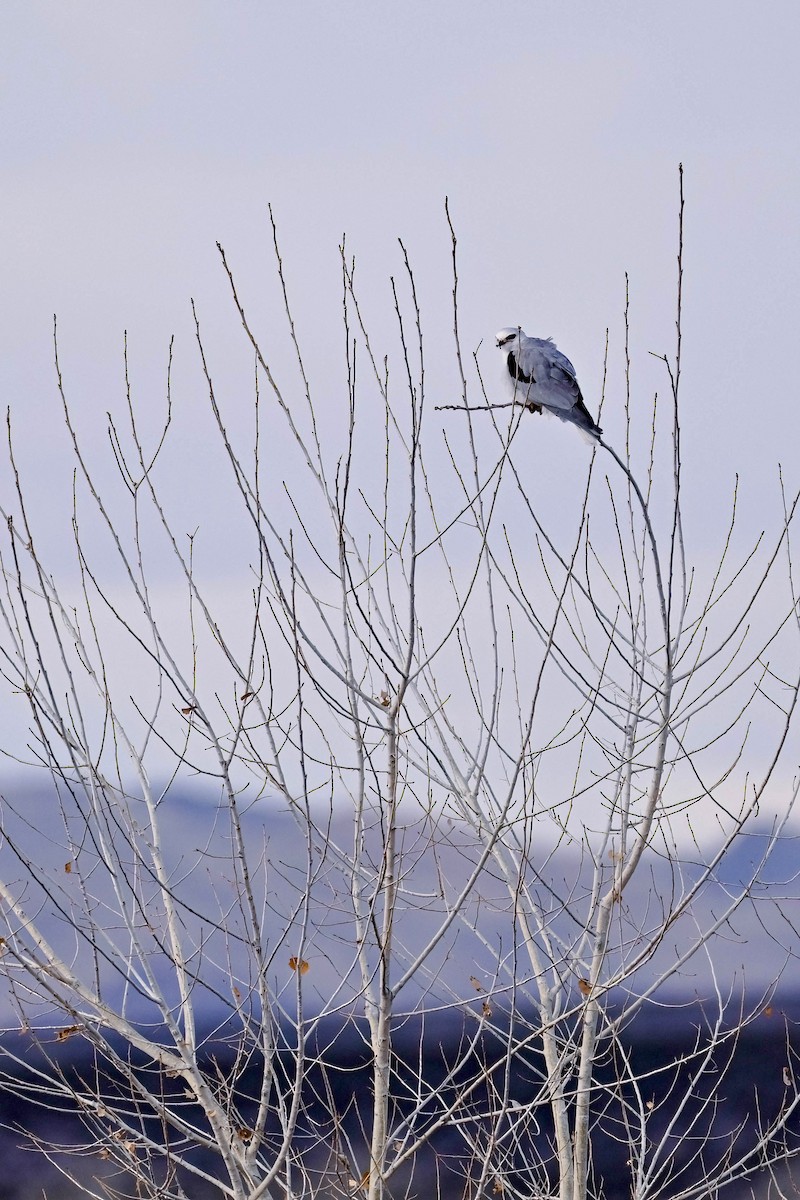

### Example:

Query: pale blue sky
xmin=2 ymin=1 xmax=797 ymax=480
xmin=1 ymin=1 xmax=799 ymax=791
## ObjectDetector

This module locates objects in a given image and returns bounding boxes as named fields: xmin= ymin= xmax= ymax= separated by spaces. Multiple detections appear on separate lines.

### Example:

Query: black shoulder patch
xmin=507 ymin=351 xmax=534 ymax=386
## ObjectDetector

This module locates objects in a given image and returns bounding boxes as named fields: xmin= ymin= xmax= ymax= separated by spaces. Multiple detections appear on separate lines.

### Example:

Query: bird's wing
xmin=546 ymin=363 xmax=584 ymax=410
xmin=519 ymin=338 xmax=583 ymax=414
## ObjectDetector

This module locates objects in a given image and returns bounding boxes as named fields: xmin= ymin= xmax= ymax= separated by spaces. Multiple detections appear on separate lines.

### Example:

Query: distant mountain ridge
xmin=1 ymin=781 xmax=799 ymax=1026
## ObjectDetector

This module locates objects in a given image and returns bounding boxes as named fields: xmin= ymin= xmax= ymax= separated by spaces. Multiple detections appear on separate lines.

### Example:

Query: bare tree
xmin=1 ymin=172 xmax=799 ymax=1200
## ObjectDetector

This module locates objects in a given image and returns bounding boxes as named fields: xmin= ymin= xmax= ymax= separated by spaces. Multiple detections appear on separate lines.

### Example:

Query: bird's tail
xmin=576 ymin=421 xmax=603 ymax=446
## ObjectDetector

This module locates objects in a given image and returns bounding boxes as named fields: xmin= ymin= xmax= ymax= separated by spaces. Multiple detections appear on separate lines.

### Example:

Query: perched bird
xmin=496 ymin=326 xmax=602 ymax=442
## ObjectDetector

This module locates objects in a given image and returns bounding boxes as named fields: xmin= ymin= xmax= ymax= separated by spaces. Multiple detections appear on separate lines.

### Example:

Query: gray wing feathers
xmin=519 ymin=335 xmax=601 ymax=435
xmin=518 ymin=339 xmax=579 ymax=413
xmin=545 ymin=363 xmax=583 ymax=412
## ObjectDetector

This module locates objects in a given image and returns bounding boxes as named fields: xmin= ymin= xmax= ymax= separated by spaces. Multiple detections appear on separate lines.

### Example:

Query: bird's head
xmin=496 ymin=327 xmax=523 ymax=351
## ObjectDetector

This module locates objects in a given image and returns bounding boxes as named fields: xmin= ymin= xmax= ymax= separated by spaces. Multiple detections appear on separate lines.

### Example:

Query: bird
xmin=496 ymin=326 xmax=602 ymax=442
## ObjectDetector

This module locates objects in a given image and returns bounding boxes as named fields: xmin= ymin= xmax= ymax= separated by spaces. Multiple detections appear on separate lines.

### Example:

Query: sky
xmin=3 ymin=2 xmax=798 ymax=469
xmin=1 ymin=3 xmax=797 ymax=500
xmin=1 ymin=0 xmax=799 ymax=799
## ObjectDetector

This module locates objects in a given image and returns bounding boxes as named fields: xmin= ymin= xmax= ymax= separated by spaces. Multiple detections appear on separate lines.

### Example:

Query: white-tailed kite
xmin=496 ymin=327 xmax=602 ymax=442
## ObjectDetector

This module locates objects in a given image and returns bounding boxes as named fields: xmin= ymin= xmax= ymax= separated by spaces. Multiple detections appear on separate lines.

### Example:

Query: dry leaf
xmin=493 ymin=1179 xmax=504 ymax=1194
xmin=232 ymin=986 xmax=241 ymax=1002
xmin=764 ymin=1005 xmax=774 ymax=1018
xmin=236 ymin=1126 xmax=253 ymax=1141
xmin=289 ymin=956 xmax=310 ymax=975
xmin=181 ymin=705 xmax=197 ymax=715
xmin=469 ymin=976 xmax=484 ymax=992
xmin=64 ymin=861 xmax=72 ymax=874
xmin=578 ymin=978 xmax=592 ymax=997
xmin=241 ymin=691 xmax=254 ymax=701
xmin=783 ymin=1066 xmax=792 ymax=1087
xmin=57 ymin=1025 xmax=81 ymax=1041
xmin=482 ymin=1001 xmax=493 ymax=1018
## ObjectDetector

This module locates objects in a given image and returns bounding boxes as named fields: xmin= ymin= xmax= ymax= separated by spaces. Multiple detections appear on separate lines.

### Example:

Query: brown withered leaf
xmin=57 ymin=1025 xmax=81 ymax=1041
xmin=289 ymin=956 xmax=310 ymax=975
xmin=64 ymin=861 xmax=72 ymax=874
xmin=469 ymin=975 xmax=484 ymax=992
